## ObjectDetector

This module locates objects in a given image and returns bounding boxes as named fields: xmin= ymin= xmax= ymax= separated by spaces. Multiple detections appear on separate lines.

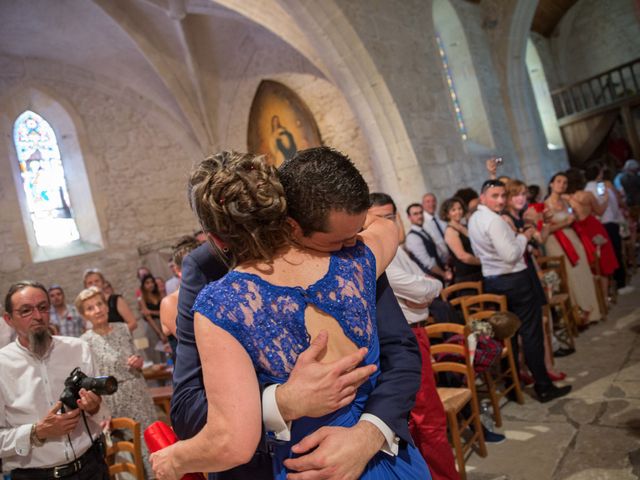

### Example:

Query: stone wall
xmin=0 ymin=56 xmax=201 ymax=307
xmin=212 ymin=22 xmax=375 ymax=185
xmin=552 ymin=0 xmax=640 ymax=85
xmin=333 ymin=0 xmax=475 ymax=203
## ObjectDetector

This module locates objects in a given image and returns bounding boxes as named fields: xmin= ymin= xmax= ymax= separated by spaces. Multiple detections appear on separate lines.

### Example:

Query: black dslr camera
xmin=60 ymin=367 xmax=118 ymax=410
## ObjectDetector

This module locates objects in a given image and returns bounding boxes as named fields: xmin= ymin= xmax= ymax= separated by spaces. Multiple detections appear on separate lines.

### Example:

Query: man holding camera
xmin=1 ymin=281 xmax=110 ymax=480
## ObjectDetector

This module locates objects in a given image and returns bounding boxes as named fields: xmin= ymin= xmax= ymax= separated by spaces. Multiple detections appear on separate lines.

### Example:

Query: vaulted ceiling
xmin=531 ymin=0 xmax=579 ymax=37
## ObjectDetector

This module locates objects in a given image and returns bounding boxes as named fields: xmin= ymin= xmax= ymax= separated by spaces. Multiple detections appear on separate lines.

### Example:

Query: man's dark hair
xmin=278 ymin=147 xmax=370 ymax=235
xmin=406 ymin=203 xmax=422 ymax=216
xmin=172 ymin=235 xmax=200 ymax=269
xmin=453 ymin=187 xmax=478 ymax=208
xmin=369 ymin=192 xmax=396 ymax=213
xmin=480 ymin=179 xmax=505 ymax=193
xmin=565 ymin=168 xmax=586 ymax=194
xmin=4 ymin=281 xmax=49 ymax=314
xmin=527 ymin=184 xmax=540 ymax=203
xmin=584 ymin=164 xmax=601 ymax=182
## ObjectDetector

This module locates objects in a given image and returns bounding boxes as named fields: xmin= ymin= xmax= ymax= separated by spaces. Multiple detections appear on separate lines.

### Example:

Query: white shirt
xmin=405 ymin=225 xmax=438 ymax=270
xmin=423 ymin=212 xmax=450 ymax=263
xmin=386 ymin=247 xmax=443 ymax=324
xmin=585 ymin=181 xmax=623 ymax=224
xmin=0 ymin=336 xmax=110 ymax=470
xmin=468 ymin=205 xmax=528 ymax=276
xmin=165 ymin=276 xmax=180 ymax=295
xmin=262 ymin=385 xmax=399 ymax=455
xmin=0 ymin=322 xmax=14 ymax=349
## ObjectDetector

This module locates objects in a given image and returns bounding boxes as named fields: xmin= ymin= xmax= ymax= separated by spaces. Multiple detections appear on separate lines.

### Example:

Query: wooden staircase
xmin=551 ymin=58 xmax=640 ymax=124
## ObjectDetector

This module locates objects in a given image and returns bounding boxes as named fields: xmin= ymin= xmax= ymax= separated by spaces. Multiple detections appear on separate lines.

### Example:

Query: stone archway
xmin=213 ymin=0 xmax=427 ymax=208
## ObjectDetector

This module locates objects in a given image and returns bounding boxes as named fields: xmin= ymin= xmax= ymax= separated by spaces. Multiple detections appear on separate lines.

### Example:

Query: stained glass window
xmin=436 ymin=34 xmax=468 ymax=141
xmin=13 ymin=110 xmax=80 ymax=246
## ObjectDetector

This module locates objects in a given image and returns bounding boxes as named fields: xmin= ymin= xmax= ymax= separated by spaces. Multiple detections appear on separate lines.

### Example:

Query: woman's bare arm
xmin=359 ymin=214 xmax=399 ymax=278
xmin=159 ymin=291 xmax=179 ymax=337
xmin=445 ymin=227 xmax=480 ymax=265
xmin=152 ymin=313 xmax=262 ymax=477
xmin=116 ymin=296 xmax=138 ymax=332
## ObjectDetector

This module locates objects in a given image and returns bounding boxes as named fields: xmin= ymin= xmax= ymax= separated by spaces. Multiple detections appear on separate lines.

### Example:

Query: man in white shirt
xmin=469 ymin=180 xmax=571 ymax=403
xmin=1 ymin=281 xmax=110 ymax=479
xmin=369 ymin=192 xmax=460 ymax=480
xmin=422 ymin=193 xmax=450 ymax=264
xmin=0 ymin=321 xmax=14 ymax=349
xmin=405 ymin=203 xmax=452 ymax=283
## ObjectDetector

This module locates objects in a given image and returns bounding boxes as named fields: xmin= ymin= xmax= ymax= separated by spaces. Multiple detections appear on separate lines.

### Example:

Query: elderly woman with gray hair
xmin=76 ymin=286 xmax=157 ymax=478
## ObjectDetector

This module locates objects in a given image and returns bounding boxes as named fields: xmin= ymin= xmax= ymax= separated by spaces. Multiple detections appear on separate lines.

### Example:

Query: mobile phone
xmin=596 ymin=181 xmax=606 ymax=196
xmin=494 ymin=157 xmax=503 ymax=165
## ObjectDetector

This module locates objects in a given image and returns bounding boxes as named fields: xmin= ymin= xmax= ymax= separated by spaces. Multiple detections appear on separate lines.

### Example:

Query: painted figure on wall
xmin=269 ymin=115 xmax=298 ymax=164
xmin=248 ymin=80 xmax=322 ymax=166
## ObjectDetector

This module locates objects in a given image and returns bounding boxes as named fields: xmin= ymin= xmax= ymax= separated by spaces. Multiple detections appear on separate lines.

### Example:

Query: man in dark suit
xmin=171 ymin=147 xmax=423 ymax=479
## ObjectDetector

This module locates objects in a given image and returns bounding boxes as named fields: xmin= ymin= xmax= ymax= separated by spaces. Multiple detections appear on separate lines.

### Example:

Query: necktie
xmin=433 ymin=217 xmax=445 ymax=239
xmin=420 ymin=229 xmax=445 ymax=270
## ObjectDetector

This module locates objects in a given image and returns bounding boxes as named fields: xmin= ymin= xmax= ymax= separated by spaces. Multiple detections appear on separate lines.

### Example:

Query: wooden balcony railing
xmin=551 ymin=58 xmax=640 ymax=121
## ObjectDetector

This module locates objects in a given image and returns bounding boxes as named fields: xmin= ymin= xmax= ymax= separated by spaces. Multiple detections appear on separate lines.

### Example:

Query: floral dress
xmin=82 ymin=323 xmax=157 ymax=477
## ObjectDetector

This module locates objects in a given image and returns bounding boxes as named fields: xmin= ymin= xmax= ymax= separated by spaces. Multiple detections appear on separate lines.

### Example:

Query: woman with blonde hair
xmin=83 ymin=269 xmax=138 ymax=332
xmin=76 ymin=286 xmax=157 ymax=478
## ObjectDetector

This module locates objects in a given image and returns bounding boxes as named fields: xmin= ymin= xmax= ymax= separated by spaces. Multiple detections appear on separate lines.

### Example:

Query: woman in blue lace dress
xmin=151 ymin=150 xmax=430 ymax=480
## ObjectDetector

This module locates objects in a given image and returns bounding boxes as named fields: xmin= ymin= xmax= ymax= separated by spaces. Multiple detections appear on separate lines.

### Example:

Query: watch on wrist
xmin=30 ymin=423 xmax=44 ymax=447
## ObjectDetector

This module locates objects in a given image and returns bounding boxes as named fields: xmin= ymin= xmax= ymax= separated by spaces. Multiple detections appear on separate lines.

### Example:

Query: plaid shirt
xmin=49 ymin=304 xmax=85 ymax=337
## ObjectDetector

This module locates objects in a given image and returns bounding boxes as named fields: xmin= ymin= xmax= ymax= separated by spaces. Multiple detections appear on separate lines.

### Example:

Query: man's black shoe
xmin=536 ymin=384 xmax=572 ymax=403
xmin=553 ymin=347 xmax=575 ymax=358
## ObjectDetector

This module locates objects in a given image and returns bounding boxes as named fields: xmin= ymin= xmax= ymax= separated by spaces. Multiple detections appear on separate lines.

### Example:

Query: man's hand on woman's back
xmin=276 ymin=330 xmax=376 ymax=421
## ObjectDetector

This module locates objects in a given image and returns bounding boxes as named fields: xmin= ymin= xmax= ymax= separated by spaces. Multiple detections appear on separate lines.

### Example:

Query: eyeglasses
xmin=481 ymin=179 xmax=505 ymax=193
xmin=14 ymin=303 xmax=50 ymax=319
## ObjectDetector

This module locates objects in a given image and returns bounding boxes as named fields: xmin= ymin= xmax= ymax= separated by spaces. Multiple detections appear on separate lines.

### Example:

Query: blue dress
xmin=193 ymin=242 xmax=430 ymax=479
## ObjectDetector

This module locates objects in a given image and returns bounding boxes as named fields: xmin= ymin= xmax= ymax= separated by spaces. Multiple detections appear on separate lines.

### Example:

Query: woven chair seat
xmin=438 ymin=387 xmax=472 ymax=413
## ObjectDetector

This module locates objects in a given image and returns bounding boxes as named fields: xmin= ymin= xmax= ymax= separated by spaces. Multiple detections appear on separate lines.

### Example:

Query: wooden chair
xmin=461 ymin=294 xmax=524 ymax=427
xmin=440 ymin=281 xmax=483 ymax=309
xmin=425 ymin=323 xmax=487 ymax=480
xmin=536 ymin=256 xmax=579 ymax=342
xmin=149 ymin=385 xmax=173 ymax=421
xmin=106 ymin=417 xmax=144 ymax=480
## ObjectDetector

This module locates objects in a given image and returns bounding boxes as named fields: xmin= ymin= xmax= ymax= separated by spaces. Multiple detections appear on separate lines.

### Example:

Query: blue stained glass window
xmin=13 ymin=110 xmax=80 ymax=246
xmin=436 ymin=34 xmax=468 ymax=141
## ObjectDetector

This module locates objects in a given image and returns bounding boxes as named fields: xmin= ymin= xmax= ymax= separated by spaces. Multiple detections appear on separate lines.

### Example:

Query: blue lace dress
xmin=193 ymin=242 xmax=430 ymax=479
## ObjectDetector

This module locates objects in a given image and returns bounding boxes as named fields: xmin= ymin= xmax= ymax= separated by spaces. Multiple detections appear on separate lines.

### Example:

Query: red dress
xmin=572 ymin=215 xmax=619 ymax=276
xmin=409 ymin=326 xmax=460 ymax=480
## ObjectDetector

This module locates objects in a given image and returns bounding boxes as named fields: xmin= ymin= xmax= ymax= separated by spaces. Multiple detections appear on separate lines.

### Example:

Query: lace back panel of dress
xmin=193 ymin=242 xmax=376 ymax=380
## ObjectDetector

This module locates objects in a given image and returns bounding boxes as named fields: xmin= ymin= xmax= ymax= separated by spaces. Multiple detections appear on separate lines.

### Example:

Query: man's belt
xmin=11 ymin=441 xmax=99 ymax=479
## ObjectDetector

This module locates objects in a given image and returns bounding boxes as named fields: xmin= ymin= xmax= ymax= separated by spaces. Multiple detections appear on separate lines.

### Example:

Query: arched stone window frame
xmin=433 ymin=0 xmax=496 ymax=153
xmin=526 ymin=37 xmax=565 ymax=151
xmin=2 ymin=87 xmax=103 ymax=263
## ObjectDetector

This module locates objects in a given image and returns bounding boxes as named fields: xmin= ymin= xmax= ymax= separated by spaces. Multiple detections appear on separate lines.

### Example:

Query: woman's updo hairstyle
xmin=189 ymin=151 xmax=290 ymax=267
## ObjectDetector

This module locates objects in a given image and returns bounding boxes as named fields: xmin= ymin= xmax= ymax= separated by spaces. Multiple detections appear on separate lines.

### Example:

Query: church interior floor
xmin=465 ymin=271 xmax=640 ymax=480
